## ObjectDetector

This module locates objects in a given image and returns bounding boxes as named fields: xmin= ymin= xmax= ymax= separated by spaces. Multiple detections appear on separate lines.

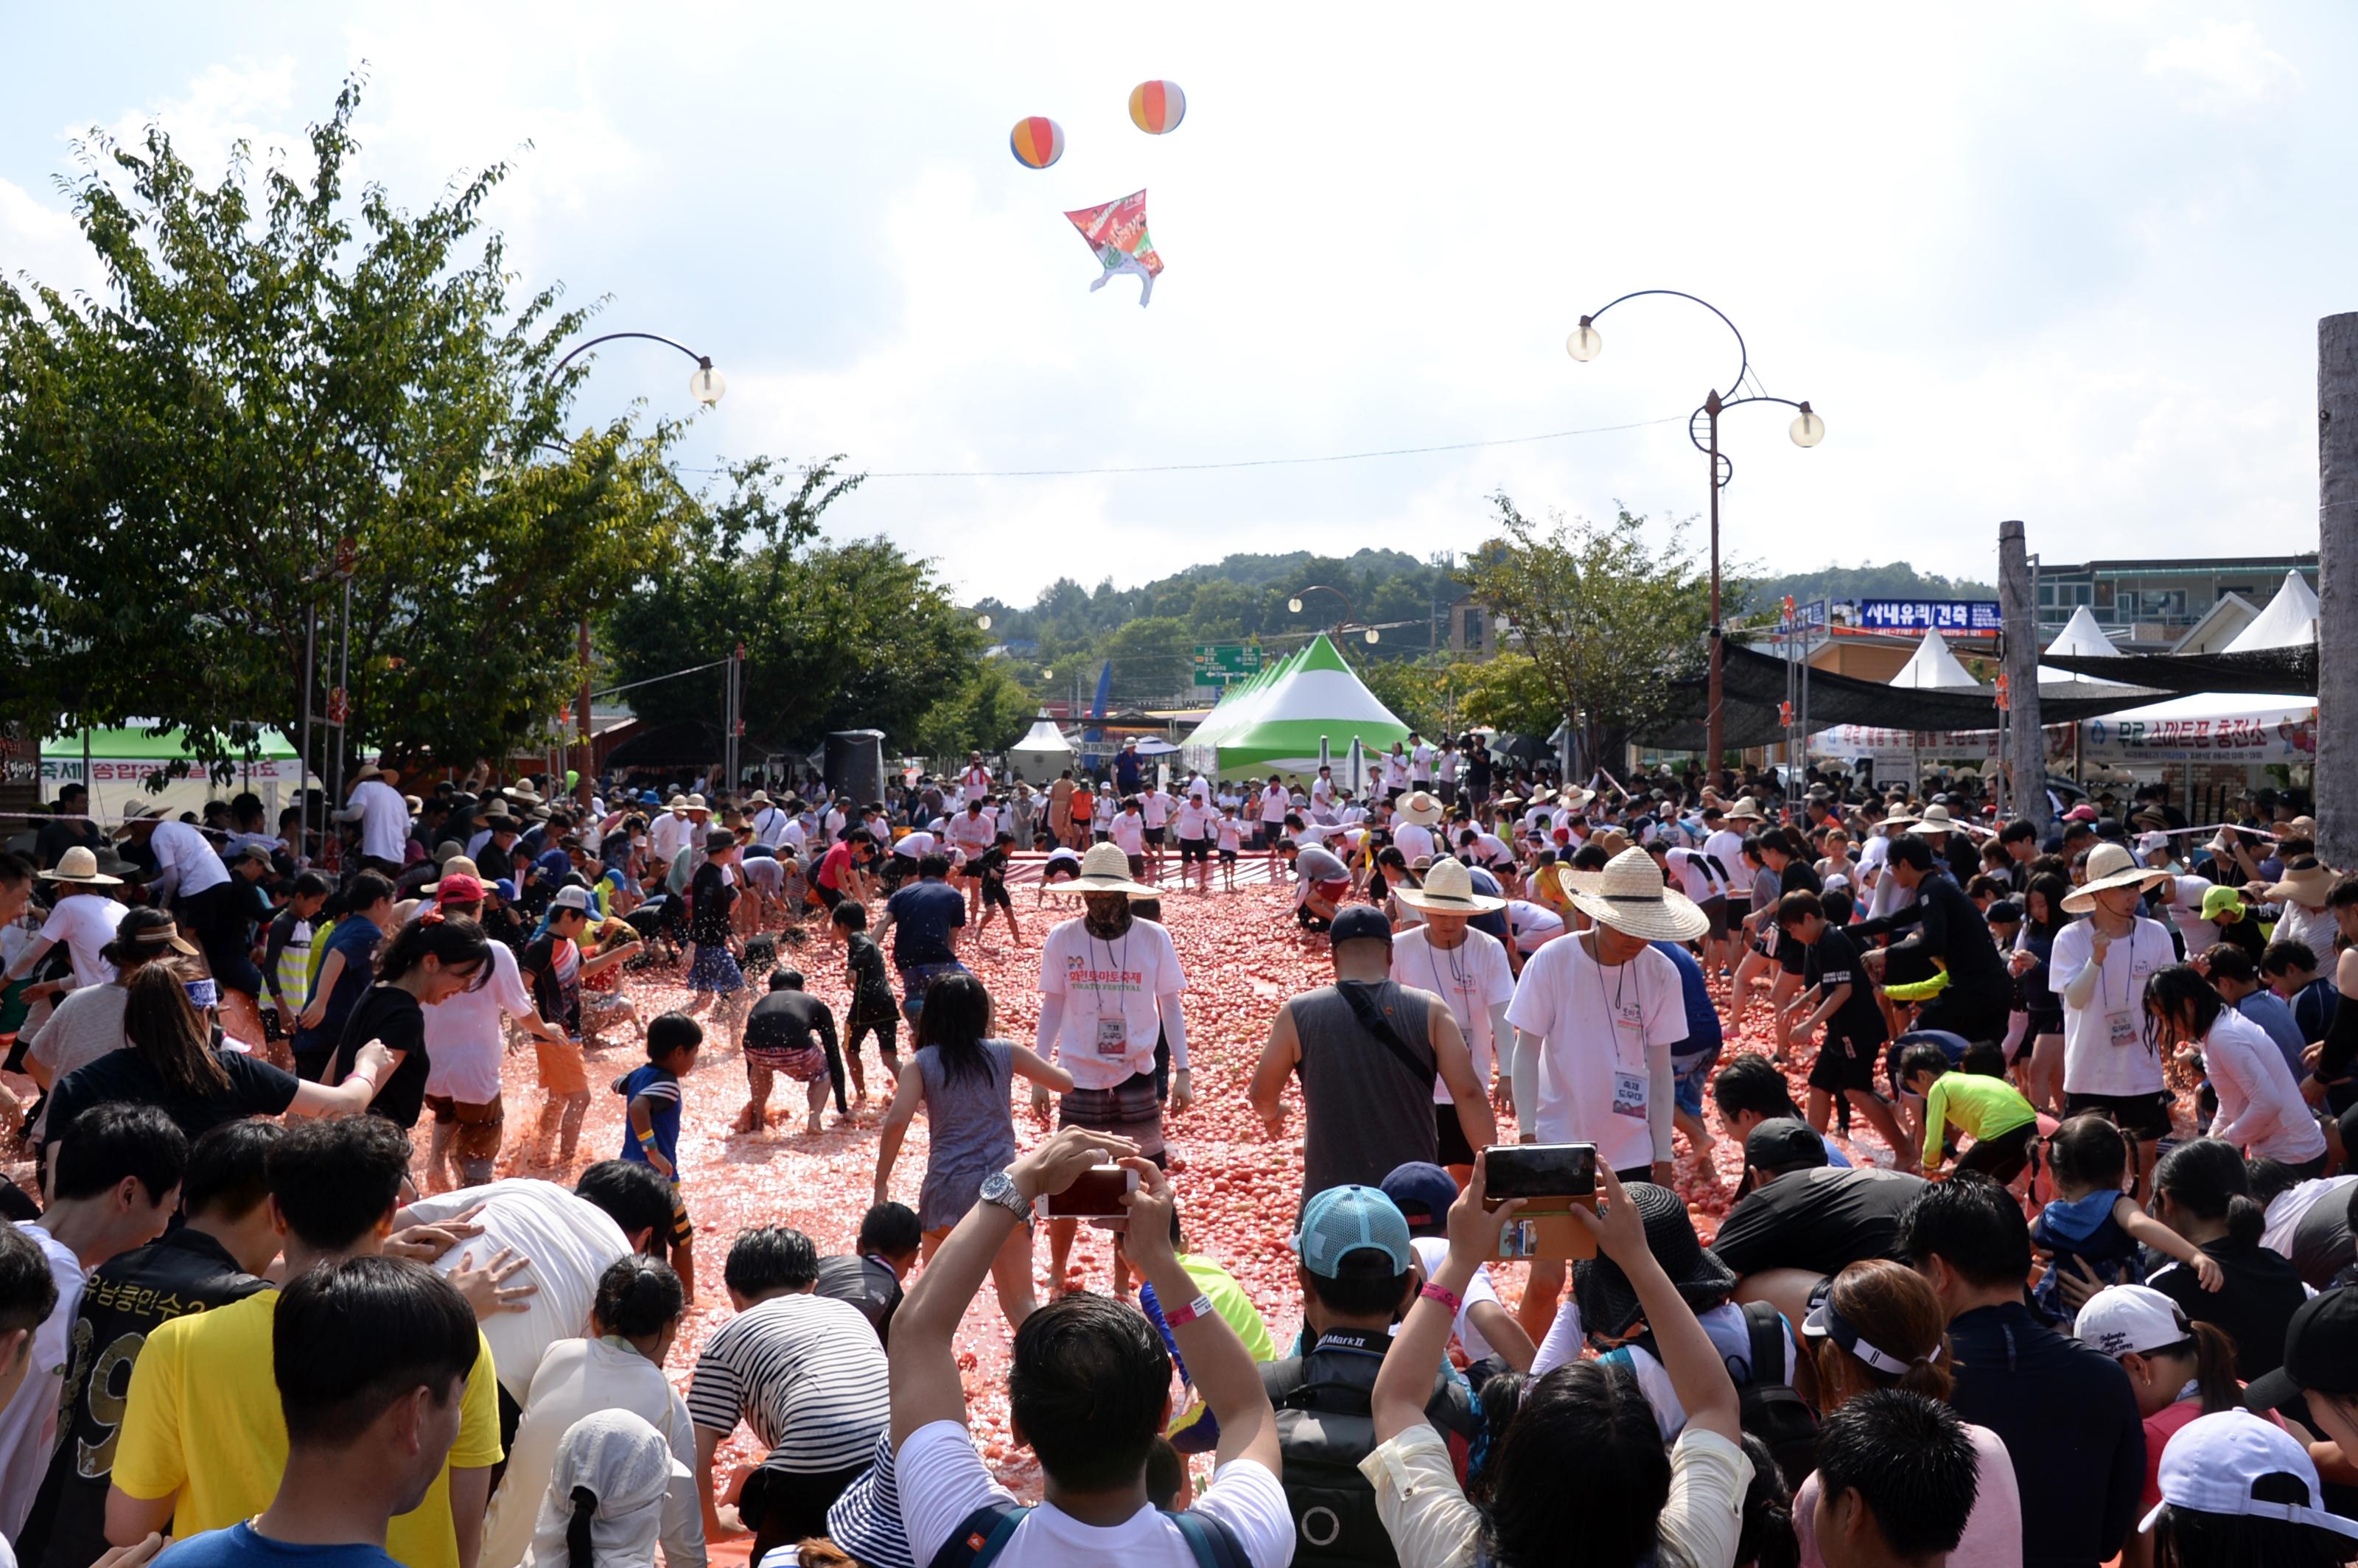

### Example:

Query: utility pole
xmin=1998 ymin=519 xmax=2049 ymax=831
xmin=2319 ymin=313 xmax=2358 ymax=867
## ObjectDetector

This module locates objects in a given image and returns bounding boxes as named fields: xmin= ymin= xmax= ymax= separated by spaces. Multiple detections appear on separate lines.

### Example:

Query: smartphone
xmin=1040 ymin=1165 xmax=1138 ymax=1220
xmin=1483 ymin=1143 xmax=1598 ymax=1200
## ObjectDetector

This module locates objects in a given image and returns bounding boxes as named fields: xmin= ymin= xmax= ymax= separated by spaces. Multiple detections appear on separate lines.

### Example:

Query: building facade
xmin=2033 ymin=553 xmax=2317 ymax=651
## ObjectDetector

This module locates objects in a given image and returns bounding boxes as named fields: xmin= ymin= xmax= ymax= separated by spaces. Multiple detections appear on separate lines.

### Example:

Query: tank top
xmin=917 ymin=1039 xmax=1018 ymax=1177
xmin=1291 ymin=980 xmax=1441 ymax=1203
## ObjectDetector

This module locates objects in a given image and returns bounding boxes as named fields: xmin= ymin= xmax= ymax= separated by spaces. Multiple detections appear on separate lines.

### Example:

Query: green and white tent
xmin=1182 ymin=634 xmax=1411 ymax=777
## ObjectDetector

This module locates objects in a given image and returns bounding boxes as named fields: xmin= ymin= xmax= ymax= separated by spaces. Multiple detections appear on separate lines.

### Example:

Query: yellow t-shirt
xmin=111 ymin=1289 xmax=503 ymax=1568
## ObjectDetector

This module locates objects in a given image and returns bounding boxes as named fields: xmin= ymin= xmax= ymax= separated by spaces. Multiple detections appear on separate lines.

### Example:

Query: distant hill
xmin=1743 ymin=562 xmax=1998 ymax=613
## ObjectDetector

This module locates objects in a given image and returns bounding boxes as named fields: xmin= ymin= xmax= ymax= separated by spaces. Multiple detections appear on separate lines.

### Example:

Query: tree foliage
xmin=0 ymin=76 xmax=684 ymax=775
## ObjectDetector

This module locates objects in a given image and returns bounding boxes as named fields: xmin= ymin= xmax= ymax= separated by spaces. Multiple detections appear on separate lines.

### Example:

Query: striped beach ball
xmin=1009 ymin=116 xmax=1065 ymax=169
xmin=1127 ymin=80 xmax=1186 ymax=135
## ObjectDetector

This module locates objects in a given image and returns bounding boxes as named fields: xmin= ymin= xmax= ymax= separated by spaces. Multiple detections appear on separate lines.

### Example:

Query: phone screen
xmin=1483 ymin=1143 xmax=1598 ymax=1200
xmin=1041 ymin=1166 xmax=1137 ymax=1218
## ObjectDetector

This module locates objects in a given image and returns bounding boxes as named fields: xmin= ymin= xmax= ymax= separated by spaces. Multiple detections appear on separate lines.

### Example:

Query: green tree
xmin=1452 ymin=652 xmax=1558 ymax=738
xmin=1462 ymin=495 xmax=1731 ymax=766
xmin=1100 ymin=616 xmax=1193 ymax=704
xmin=0 ymin=77 xmax=683 ymax=776
xmin=911 ymin=660 xmax=1036 ymax=760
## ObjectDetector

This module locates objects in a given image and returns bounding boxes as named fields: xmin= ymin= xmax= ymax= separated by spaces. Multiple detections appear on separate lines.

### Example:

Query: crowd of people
xmin=0 ymin=739 xmax=2355 ymax=1568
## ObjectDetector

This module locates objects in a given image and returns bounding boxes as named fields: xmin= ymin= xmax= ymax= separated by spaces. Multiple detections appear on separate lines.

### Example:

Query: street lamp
xmin=976 ymin=614 xmax=993 ymax=631
xmin=1567 ymin=289 xmax=1823 ymax=777
xmin=547 ymin=329 xmax=727 ymax=804
xmin=1287 ymin=584 xmax=1380 ymax=645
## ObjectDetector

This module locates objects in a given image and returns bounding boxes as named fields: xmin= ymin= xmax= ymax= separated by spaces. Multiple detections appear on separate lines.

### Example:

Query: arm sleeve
xmin=1923 ymin=1079 xmax=1951 ymax=1169
xmin=1035 ymin=993 xmax=1064 ymax=1060
xmin=1160 ymin=993 xmax=1189 ymax=1071
xmin=1648 ymin=1035 xmax=1674 ymax=1163
xmin=1511 ymin=1030 xmax=1542 ymax=1132
xmin=260 ymin=919 xmax=292 ymax=1002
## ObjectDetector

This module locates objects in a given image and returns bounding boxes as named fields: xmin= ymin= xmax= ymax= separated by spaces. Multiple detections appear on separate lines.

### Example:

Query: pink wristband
xmin=1163 ymin=1293 xmax=1216 ymax=1329
xmin=1420 ymin=1281 xmax=1463 ymax=1316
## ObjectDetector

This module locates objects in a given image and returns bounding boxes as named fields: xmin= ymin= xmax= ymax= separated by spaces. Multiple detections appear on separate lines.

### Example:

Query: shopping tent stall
xmin=1180 ymin=634 xmax=1409 ymax=779
xmin=42 ymin=726 xmax=306 ymax=825
xmin=2078 ymin=572 xmax=2320 ymax=766
xmin=2043 ymin=571 xmax=2321 ymax=698
xmin=1007 ymin=711 xmax=1076 ymax=783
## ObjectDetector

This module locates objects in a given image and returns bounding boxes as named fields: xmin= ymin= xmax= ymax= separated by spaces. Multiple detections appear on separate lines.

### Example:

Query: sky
xmin=4 ymin=3 xmax=2351 ymax=608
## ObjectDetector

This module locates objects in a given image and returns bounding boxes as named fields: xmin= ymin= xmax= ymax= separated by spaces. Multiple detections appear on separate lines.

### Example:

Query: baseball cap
xmin=491 ymin=878 xmax=519 ymax=903
xmin=1745 ymin=1117 xmax=1830 ymax=1176
xmin=1985 ymin=898 xmax=2023 ymax=925
xmin=547 ymin=886 xmax=596 ymax=915
xmin=2138 ymin=1410 xmax=2358 ymax=1540
xmin=1292 ymin=1186 xmax=1413 ymax=1277
xmin=2138 ymin=831 xmax=2172 ymax=855
xmin=2074 ymin=1284 xmax=2191 ymax=1359
xmin=1330 ymin=906 xmax=1393 ymax=947
xmin=2244 ymin=1287 xmax=2358 ymax=1413
xmin=1379 ymin=1162 xmax=1459 ymax=1237
xmin=2065 ymin=804 xmax=2099 ymax=822
xmin=2200 ymin=886 xmax=2247 ymax=923
xmin=432 ymin=873 xmax=486 ymax=906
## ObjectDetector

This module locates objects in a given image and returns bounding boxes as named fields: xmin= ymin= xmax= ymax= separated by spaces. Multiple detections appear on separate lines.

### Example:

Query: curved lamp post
xmin=1288 ymin=584 xmax=1381 ymax=644
xmin=547 ymin=331 xmax=726 ymax=803
xmin=1568 ymin=290 xmax=1821 ymax=773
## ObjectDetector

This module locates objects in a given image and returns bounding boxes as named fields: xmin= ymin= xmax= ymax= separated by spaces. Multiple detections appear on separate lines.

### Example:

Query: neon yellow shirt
xmin=1923 ymin=1071 xmax=2040 ymax=1168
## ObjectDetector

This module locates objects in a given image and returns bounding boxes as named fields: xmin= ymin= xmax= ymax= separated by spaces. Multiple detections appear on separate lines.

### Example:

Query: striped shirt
xmin=686 ymin=1292 xmax=889 ymax=1474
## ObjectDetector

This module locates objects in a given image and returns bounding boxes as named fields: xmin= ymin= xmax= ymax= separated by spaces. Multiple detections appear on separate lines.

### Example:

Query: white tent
xmin=2038 ymin=606 xmax=2132 ymax=688
xmin=2082 ymin=571 xmax=2319 ymax=760
xmin=1006 ymin=710 xmax=1074 ymax=784
xmin=1888 ymin=629 xmax=1980 ymax=690
xmin=2222 ymin=570 xmax=2318 ymax=653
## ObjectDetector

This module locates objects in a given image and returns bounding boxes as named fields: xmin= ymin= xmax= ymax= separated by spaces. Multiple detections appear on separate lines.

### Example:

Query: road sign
xmin=1192 ymin=643 xmax=1264 ymax=687
xmin=1853 ymin=599 xmax=2001 ymax=634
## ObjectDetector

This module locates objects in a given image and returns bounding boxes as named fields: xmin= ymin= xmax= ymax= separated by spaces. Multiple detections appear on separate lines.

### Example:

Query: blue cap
xmin=1330 ymin=905 xmax=1393 ymax=946
xmin=1379 ymin=1162 xmax=1460 ymax=1236
xmin=492 ymin=878 xmax=519 ymax=902
xmin=1292 ymin=1186 xmax=1413 ymax=1276
xmin=640 ymin=790 xmax=661 ymax=806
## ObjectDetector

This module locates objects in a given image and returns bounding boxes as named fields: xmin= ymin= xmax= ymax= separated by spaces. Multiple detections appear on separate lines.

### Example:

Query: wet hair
xmin=1713 ymin=1053 xmax=1806 ymax=1122
xmin=120 ymin=963 xmax=233 ymax=1097
xmin=1820 ymin=889 xmax=1855 ymax=925
xmin=2144 ymin=964 xmax=2226 ymax=1045
xmin=1999 ymin=819 xmax=2039 ymax=846
xmin=857 ymin=1202 xmax=922 ymax=1259
xmin=766 ymin=967 xmax=804 ymax=992
xmin=830 ymin=901 xmax=870 ymax=932
xmin=2154 ymin=1138 xmax=2267 ymax=1248
xmin=0 ymin=1225 xmax=58 ymax=1338
xmin=914 ymin=972 xmax=996 ymax=1085
xmin=1959 ymin=1039 xmax=2008 ymax=1077
xmin=1814 ymin=1260 xmax=1954 ymax=1409
xmin=575 ymin=1161 xmax=676 ymax=1243
xmin=2201 ymin=944 xmax=2260 ymax=987
xmin=592 ymin=1255 xmax=685 ymax=1339
xmin=375 ymin=911 xmax=491 ymax=986
xmin=52 ymin=1102 xmax=187 ymax=1208
xmin=1897 ymin=1172 xmax=2032 ymax=1289
xmin=2246 ymin=1156 xmax=2302 ymax=1210
xmin=724 ymin=1226 xmax=819 ymax=1298
xmin=183 ymin=1119 xmax=281 ymax=1221
xmin=2046 ymin=1114 xmax=2130 ymax=1193
xmin=343 ymin=871 xmax=398 ymax=914
xmin=291 ymin=870 xmax=334 ymax=900
xmin=1810 ymin=1390 xmax=1979 ymax=1561
xmin=917 ymin=853 xmax=951 ymax=879
xmin=1145 ymin=1436 xmax=1186 ymax=1512
xmin=1008 ymin=1291 xmax=1171 ymax=1494
xmin=646 ymin=1012 xmax=703 ymax=1062
xmin=1774 ymin=890 xmax=1825 ymax=929
xmin=268 ymin=1115 xmax=412 ymax=1252
xmin=1480 ymin=1361 xmax=1670 ymax=1568
xmin=275 ymin=1256 xmax=477 ymax=1447
xmin=2261 ymin=939 xmax=2321 ymax=979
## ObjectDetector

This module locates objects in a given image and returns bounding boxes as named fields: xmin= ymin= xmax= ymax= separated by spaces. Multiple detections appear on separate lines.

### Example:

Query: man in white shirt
xmin=116 ymin=808 xmax=230 ymax=907
xmin=889 ymin=1129 xmax=1294 ymax=1568
xmin=1394 ymin=791 xmax=1444 ymax=867
xmin=340 ymin=766 xmax=413 ymax=872
xmin=1409 ymin=733 xmax=1436 ymax=788
xmin=1309 ymin=766 xmax=1336 ymax=811
xmin=1391 ymin=860 xmax=1516 ymax=1177
xmin=1138 ymin=785 xmax=1172 ymax=878
xmin=746 ymin=791 xmax=791 ymax=850
xmin=1172 ymin=789 xmax=1217 ymax=896
xmin=1256 ymin=777 xmax=1290 ymax=857
xmin=3 ymin=852 xmax=133 ymax=993
xmin=959 ymin=753 xmax=992 ymax=806
xmin=649 ymin=797 xmax=695 ymax=869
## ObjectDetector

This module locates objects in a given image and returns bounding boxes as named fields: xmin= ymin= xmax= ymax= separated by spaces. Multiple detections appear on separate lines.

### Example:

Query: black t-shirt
xmin=689 ymin=861 xmax=737 ymax=946
xmin=745 ymin=990 xmax=838 ymax=1056
xmin=1807 ymin=928 xmax=1890 ymax=1044
xmin=46 ymin=1046 xmax=301 ymax=1149
xmin=883 ymin=879 xmax=965 ymax=970
xmin=2144 ymin=1236 xmax=2309 ymax=1381
xmin=331 ymin=983 xmax=430 ymax=1128
xmin=814 ymin=1253 xmax=903 ymax=1346
xmin=16 ymin=1228 xmax=264 ymax=1568
xmin=1707 ymin=1166 xmax=1928 ymax=1279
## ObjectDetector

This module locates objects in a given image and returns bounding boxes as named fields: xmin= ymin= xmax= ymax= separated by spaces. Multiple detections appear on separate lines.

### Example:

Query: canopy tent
xmin=1007 ymin=711 xmax=1074 ymax=783
xmin=2074 ymin=573 xmax=2320 ymax=764
xmin=1888 ymin=629 xmax=1981 ymax=690
xmin=1180 ymin=634 xmax=1410 ymax=777
xmin=41 ymin=725 xmax=305 ymax=823
xmin=2038 ymin=606 xmax=2133 ymax=689
xmin=2041 ymin=572 xmax=2322 ymax=696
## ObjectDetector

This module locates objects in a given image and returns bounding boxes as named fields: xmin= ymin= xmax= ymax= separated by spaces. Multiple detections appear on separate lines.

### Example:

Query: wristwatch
xmin=979 ymin=1169 xmax=1032 ymax=1225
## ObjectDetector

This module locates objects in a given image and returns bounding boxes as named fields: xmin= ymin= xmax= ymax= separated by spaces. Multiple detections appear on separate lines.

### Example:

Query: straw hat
xmin=1043 ymin=842 xmax=1158 ymax=898
xmin=1556 ymin=786 xmax=1598 ymax=811
xmin=1592 ymin=827 xmax=1632 ymax=858
xmin=747 ymin=790 xmax=772 ymax=806
xmin=1911 ymin=803 xmax=1960 ymax=837
xmin=1390 ymin=856 xmax=1506 ymax=914
xmin=505 ymin=784 xmax=544 ymax=807
xmin=1559 ymin=847 xmax=1710 ymax=941
xmin=422 ymin=855 xmax=482 ymax=895
xmin=1396 ymin=790 xmax=1445 ymax=827
xmin=686 ymin=794 xmax=710 ymax=812
xmin=2061 ymin=841 xmax=2171 ymax=914
xmin=2285 ymin=814 xmax=2320 ymax=842
xmin=666 ymin=795 xmax=689 ymax=816
xmin=2265 ymin=858 xmax=2336 ymax=909
xmin=41 ymin=846 xmax=122 ymax=886
xmin=1724 ymin=797 xmax=1766 ymax=822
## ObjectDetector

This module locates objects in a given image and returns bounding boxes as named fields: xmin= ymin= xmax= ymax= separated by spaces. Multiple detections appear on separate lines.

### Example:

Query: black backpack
xmin=1731 ymin=1299 xmax=1819 ymax=1490
xmin=1264 ymin=1363 xmax=1402 ymax=1567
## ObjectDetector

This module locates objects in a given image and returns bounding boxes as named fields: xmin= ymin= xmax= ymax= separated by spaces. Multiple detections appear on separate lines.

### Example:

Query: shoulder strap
xmin=1740 ymin=1299 xmax=1786 ymax=1385
xmin=927 ymin=1501 xmax=1031 ymax=1568
xmin=1167 ymin=1506 xmax=1254 ymax=1568
xmin=1337 ymin=981 xmax=1437 ymax=1085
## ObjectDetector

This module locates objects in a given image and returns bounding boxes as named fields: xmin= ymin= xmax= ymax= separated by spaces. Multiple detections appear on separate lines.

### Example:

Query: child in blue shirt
xmin=2032 ymin=1113 xmax=2220 ymax=1325
xmin=616 ymin=1010 xmax=703 ymax=1298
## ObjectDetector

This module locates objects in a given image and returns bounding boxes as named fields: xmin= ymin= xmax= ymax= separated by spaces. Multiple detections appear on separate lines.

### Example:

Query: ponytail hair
xmin=591 ymin=1255 xmax=685 ymax=1340
xmin=1735 ymin=1431 xmax=1801 ymax=1568
xmin=567 ymin=1485 xmax=597 ymax=1568
xmin=375 ymin=911 xmax=491 ymax=985
xmin=2188 ymin=1320 xmax=2242 ymax=1415
xmin=2154 ymin=1138 xmax=2267 ymax=1248
xmin=1813 ymin=1259 xmax=1954 ymax=1409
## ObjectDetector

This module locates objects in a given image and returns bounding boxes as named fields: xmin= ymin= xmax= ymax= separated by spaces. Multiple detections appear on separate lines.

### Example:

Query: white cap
xmin=2140 ymin=1410 xmax=2358 ymax=1539
xmin=2075 ymin=1284 xmax=2189 ymax=1359
xmin=2138 ymin=831 xmax=2172 ymax=855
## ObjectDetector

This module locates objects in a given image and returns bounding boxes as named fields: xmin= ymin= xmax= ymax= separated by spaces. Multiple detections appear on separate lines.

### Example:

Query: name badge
xmin=2107 ymin=1010 xmax=2140 ymax=1051
xmin=1612 ymin=1070 xmax=1647 ymax=1118
xmin=1096 ymin=1015 xmax=1130 ymax=1057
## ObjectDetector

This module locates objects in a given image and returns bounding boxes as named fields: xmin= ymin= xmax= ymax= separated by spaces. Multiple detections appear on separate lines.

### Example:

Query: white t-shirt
xmin=1173 ymin=800 xmax=1215 ymax=841
xmin=1141 ymin=791 xmax=1170 ymax=830
xmin=897 ymin=1421 xmax=1294 ymax=1568
xmin=2264 ymin=1175 xmax=2358 ymax=1259
xmin=1404 ymin=1236 xmax=1502 ymax=1361
xmin=1438 ymin=749 xmax=1460 ymax=783
xmin=422 ymin=942 xmax=538 ymax=1104
xmin=1310 ymin=775 xmax=1335 ymax=807
xmin=649 ymin=811 xmax=693 ymax=868
xmin=1394 ymin=822 xmax=1436 ymax=865
xmin=961 ymin=766 xmax=992 ymax=804
xmin=399 ymin=1180 xmax=634 ymax=1402
xmin=0 ymin=1225 xmax=83 ymax=1536
xmin=748 ymin=804 xmax=791 ymax=849
xmin=2163 ymin=875 xmax=2217 ymax=951
xmin=1501 ymin=900 xmax=1565 ymax=953
xmin=2049 ymin=915 xmax=2176 ymax=1097
xmin=1110 ymin=813 xmax=1147 ymax=855
xmin=2203 ymin=1007 xmax=2328 ymax=1162
xmin=895 ymin=831 xmax=938 ymax=861
xmin=1391 ymin=926 xmax=1514 ymax=1102
xmin=1216 ymin=817 xmax=1243 ymax=853
xmin=36 ymin=894 xmax=126 ymax=988
xmin=150 ymin=819 xmax=229 ymax=900
xmin=1702 ymin=830 xmax=1749 ymax=896
xmin=1664 ymin=847 xmax=1729 ymax=902
xmin=948 ymin=812 xmax=997 ymax=856
xmin=1505 ymin=934 xmax=1686 ymax=1171
xmin=1038 ymin=917 xmax=1186 ymax=1091
xmin=1259 ymin=785 xmax=1290 ymax=825
xmin=348 ymin=777 xmax=412 ymax=864
xmin=1383 ymin=754 xmax=1410 ymax=790
xmin=1410 ymin=743 xmax=1436 ymax=783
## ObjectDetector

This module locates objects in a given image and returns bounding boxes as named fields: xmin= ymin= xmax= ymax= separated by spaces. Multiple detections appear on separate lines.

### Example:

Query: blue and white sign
xmin=1855 ymin=599 xmax=2002 ymax=633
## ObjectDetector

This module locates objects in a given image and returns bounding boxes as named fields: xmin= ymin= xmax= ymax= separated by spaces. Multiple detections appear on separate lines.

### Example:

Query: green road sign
xmin=1192 ymin=643 xmax=1264 ymax=686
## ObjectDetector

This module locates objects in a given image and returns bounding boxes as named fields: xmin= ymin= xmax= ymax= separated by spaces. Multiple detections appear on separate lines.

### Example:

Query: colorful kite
xmin=1128 ymin=80 xmax=1186 ymax=134
xmin=1009 ymin=116 xmax=1065 ymax=169
xmin=1064 ymin=189 xmax=1163 ymax=306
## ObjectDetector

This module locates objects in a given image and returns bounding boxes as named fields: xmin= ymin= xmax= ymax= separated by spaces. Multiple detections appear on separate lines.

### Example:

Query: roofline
xmin=2035 ymin=554 xmax=2317 ymax=576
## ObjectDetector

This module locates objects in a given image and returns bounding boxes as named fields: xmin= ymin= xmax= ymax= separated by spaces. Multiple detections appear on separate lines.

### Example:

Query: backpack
xmin=928 ymin=1499 xmax=1250 ymax=1568
xmin=1262 ymin=1363 xmax=1401 ymax=1567
xmin=1732 ymin=1299 xmax=1819 ymax=1490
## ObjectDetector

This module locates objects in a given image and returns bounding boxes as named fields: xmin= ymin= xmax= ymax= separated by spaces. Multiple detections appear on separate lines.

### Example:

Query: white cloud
xmin=2145 ymin=18 xmax=2296 ymax=113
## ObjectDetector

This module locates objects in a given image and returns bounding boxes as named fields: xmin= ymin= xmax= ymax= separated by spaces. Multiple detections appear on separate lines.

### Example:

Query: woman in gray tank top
xmin=872 ymin=973 xmax=1072 ymax=1326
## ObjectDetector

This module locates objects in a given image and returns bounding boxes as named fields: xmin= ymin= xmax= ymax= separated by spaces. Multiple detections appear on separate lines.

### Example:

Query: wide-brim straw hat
xmin=1396 ymin=790 xmax=1445 ymax=826
xmin=422 ymin=855 xmax=483 ymax=895
xmin=2062 ymin=841 xmax=2172 ymax=914
xmin=2284 ymin=814 xmax=2319 ymax=842
xmin=41 ymin=845 xmax=122 ymax=886
xmin=1042 ymin=842 xmax=1158 ymax=898
xmin=1724 ymin=797 xmax=1766 ymax=822
xmin=1910 ymin=803 xmax=1960 ymax=837
xmin=2265 ymin=860 xmax=2337 ymax=909
xmin=505 ymin=784 xmax=544 ymax=806
xmin=747 ymin=790 xmax=772 ymax=805
xmin=1560 ymin=847 xmax=1710 ymax=942
xmin=1391 ymin=856 xmax=1506 ymax=914
xmin=1556 ymin=786 xmax=1598 ymax=811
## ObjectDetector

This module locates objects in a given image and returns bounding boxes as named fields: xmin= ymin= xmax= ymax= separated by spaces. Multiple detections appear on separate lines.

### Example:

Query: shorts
xmin=1435 ymin=1101 xmax=1476 ymax=1168
xmin=898 ymin=961 xmax=969 ymax=1024
xmin=1673 ymin=1046 xmax=1723 ymax=1118
xmin=744 ymin=1017 xmax=830 ymax=1082
xmin=1774 ymin=934 xmax=1807 ymax=976
xmin=688 ymin=945 xmax=746 ymax=994
xmin=2062 ymin=1089 xmax=2175 ymax=1143
xmin=1179 ymin=839 xmax=1211 ymax=863
xmin=533 ymin=1034 xmax=590 ymax=1099
xmin=1060 ymin=1070 xmax=1167 ymax=1164
xmin=425 ymin=1094 xmax=505 ymax=1161
xmin=2026 ymin=1008 xmax=2064 ymax=1039
xmin=979 ymin=877 xmax=1011 ymax=911
xmin=1043 ymin=866 xmax=1080 ymax=885
xmin=847 ymin=1014 xmax=899 ymax=1060
xmin=1144 ymin=827 xmax=1166 ymax=847
xmin=1219 ymin=848 xmax=1239 ymax=863
xmin=1808 ymin=1029 xmax=1885 ymax=1096
xmin=1956 ymin=1120 xmax=2037 ymax=1184
xmin=1701 ymin=896 xmax=1729 ymax=942
xmin=1126 ymin=853 xmax=1147 ymax=880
